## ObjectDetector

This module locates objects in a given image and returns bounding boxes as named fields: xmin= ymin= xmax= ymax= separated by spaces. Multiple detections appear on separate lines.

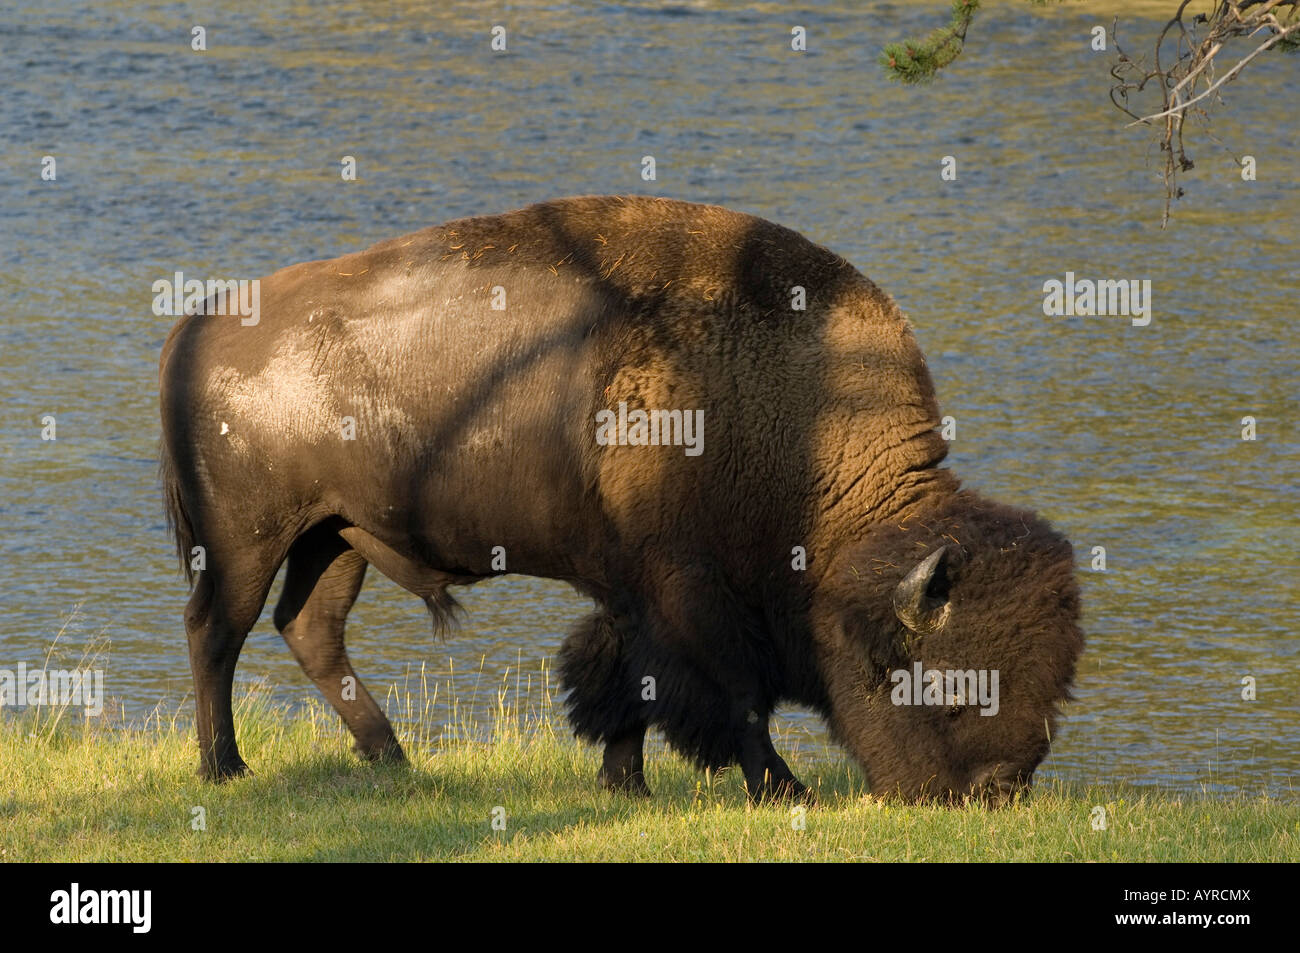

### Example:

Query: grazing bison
xmin=159 ymin=195 xmax=1083 ymax=803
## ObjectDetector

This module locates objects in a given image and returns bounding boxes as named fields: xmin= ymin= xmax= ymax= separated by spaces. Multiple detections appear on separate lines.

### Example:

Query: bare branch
xmin=1109 ymin=0 xmax=1299 ymax=227
xmin=1128 ymin=22 xmax=1299 ymax=125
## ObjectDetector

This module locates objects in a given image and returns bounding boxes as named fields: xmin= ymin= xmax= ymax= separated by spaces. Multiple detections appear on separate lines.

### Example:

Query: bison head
xmin=816 ymin=493 xmax=1083 ymax=805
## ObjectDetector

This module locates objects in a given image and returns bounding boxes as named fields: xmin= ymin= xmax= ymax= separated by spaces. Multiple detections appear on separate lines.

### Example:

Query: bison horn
xmin=893 ymin=546 xmax=952 ymax=635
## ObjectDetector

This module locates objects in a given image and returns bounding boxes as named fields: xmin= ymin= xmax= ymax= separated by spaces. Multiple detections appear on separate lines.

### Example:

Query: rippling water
xmin=0 ymin=0 xmax=1295 ymax=796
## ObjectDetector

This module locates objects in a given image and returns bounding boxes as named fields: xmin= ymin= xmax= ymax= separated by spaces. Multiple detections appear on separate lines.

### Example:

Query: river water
xmin=0 ymin=0 xmax=1295 ymax=796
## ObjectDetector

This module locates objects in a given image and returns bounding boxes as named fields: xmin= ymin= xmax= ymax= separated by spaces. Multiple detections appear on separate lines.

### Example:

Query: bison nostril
xmin=967 ymin=764 xmax=1025 ymax=807
xmin=971 ymin=764 xmax=1000 ymax=790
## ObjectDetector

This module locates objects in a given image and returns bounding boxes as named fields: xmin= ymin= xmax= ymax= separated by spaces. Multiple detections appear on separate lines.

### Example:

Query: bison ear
xmin=893 ymin=546 xmax=952 ymax=635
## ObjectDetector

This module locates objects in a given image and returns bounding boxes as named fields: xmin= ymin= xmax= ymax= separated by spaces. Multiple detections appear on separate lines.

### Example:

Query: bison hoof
xmin=199 ymin=758 xmax=250 ymax=783
xmin=598 ymin=768 xmax=652 ymax=798
xmin=750 ymin=777 xmax=816 ymax=806
xmin=354 ymin=739 xmax=407 ymax=764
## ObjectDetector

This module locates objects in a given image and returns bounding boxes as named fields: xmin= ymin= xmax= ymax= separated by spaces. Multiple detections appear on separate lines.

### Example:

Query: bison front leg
xmin=273 ymin=526 xmax=404 ymax=764
xmin=739 ymin=712 xmax=814 ymax=805
xmin=597 ymin=725 xmax=651 ymax=797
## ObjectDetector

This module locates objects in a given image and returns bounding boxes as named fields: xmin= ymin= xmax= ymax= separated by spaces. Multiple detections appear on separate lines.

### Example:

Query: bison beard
xmin=159 ymin=195 xmax=1084 ymax=804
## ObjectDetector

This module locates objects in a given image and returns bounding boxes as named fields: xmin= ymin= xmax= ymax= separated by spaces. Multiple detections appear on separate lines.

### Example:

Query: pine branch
xmin=879 ymin=0 xmax=981 ymax=84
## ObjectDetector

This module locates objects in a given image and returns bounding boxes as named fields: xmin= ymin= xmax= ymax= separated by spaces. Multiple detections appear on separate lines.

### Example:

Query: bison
xmin=159 ymin=195 xmax=1083 ymax=803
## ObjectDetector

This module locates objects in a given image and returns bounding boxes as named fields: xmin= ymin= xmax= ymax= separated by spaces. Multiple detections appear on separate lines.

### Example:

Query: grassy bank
xmin=1 ymin=682 xmax=1295 ymax=862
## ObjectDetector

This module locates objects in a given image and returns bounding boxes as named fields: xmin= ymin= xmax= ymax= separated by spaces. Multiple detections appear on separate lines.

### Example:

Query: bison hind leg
xmin=274 ymin=524 xmax=405 ymax=765
xmin=558 ymin=610 xmax=651 ymax=796
xmin=187 ymin=535 xmax=289 ymax=782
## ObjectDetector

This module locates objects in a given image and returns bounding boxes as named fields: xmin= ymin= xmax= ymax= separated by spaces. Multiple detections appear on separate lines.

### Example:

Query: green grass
xmin=1 ymin=674 xmax=1296 ymax=862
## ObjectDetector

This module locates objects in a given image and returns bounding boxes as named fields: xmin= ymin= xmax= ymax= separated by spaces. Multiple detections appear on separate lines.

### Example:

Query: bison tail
xmin=159 ymin=441 xmax=197 ymax=586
